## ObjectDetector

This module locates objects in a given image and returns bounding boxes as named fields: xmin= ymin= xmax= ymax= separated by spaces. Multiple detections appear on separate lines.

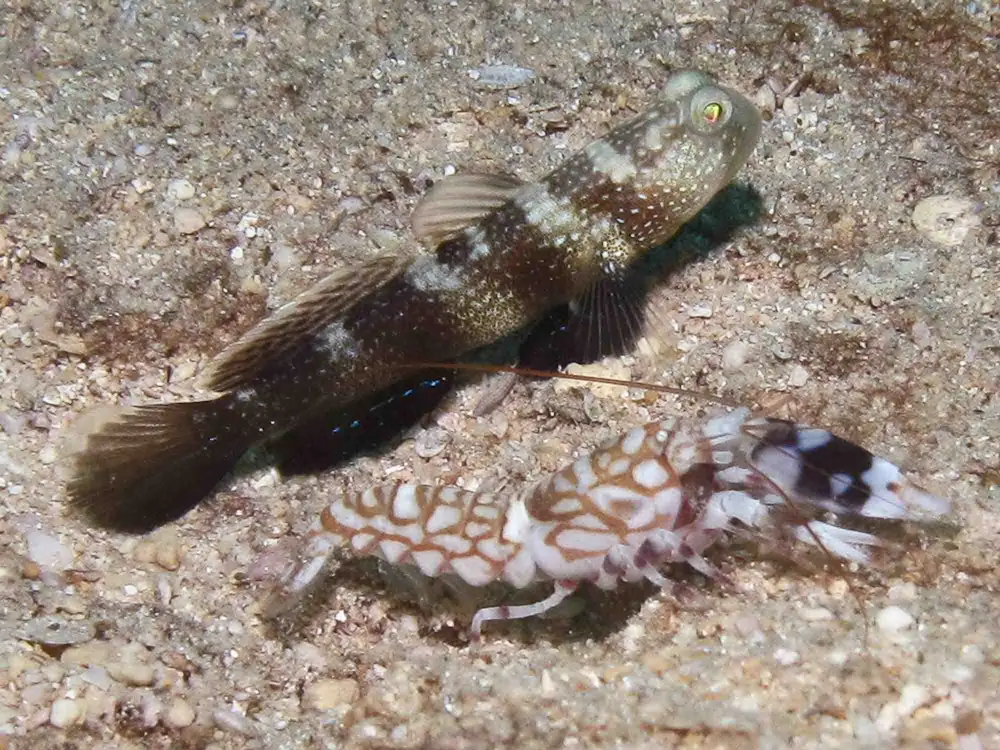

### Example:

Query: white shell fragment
xmin=18 ymin=615 xmax=96 ymax=647
xmin=471 ymin=64 xmax=537 ymax=89
xmin=876 ymin=605 xmax=915 ymax=632
xmin=911 ymin=195 xmax=981 ymax=246
xmin=25 ymin=528 xmax=74 ymax=572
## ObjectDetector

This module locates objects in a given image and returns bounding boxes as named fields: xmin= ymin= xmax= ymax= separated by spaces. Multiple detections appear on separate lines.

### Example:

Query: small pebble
xmin=912 ymin=195 xmax=981 ymax=246
xmin=61 ymin=641 xmax=113 ymax=668
xmin=800 ymin=606 xmax=834 ymax=622
xmin=157 ymin=576 xmax=173 ymax=606
xmin=25 ymin=528 xmax=73 ymax=572
xmin=140 ymin=695 xmax=163 ymax=728
xmin=134 ymin=143 xmax=154 ymax=157
xmin=174 ymin=207 xmax=207 ymax=235
xmin=166 ymin=178 xmax=196 ymax=201
xmin=301 ymin=678 xmax=360 ymax=711
xmin=38 ymin=443 xmax=57 ymax=465
xmin=876 ymin=682 xmax=929 ymax=732
xmin=540 ymin=669 xmax=556 ymax=696
xmin=214 ymin=708 xmax=257 ymax=736
xmin=217 ymin=91 xmax=240 ymax=110
xmin=413 ymin=427 xmax=449 ymax=459
xmin=788 ymin=364 xmax=810 ymax=387
xmin=640 ymin=652 xmax=671 ymax=675
xmin=110 ymin=660 xmax=155 ymax=687
xmin=164 ymin=697 xmax=195 ymax=729
xmin=774 ymin=648 xmax=800 ymax=666
xmin=877 ymin=605 xmax=915 ymax=632
xmin=80 ymin=666 xmax=112 ymax=691
xmin=156 ymin=540 xmax=182 ymax=571
xmin=960 ymin=644 xmax=985 ymax=665
xmin=555 ymin=360 xmax=631 ymax=400
xmin=721 ymin=339 xmax=749 ymax=371
xmin=471 ymin=64 xmax=536 ymax=89
xmin=337 ymin=196 xmax=365 ymax=215
xmin=911 ymin=320 xmax=933 ymax=349
xmin=49 ymin=698 xmax=82 ymax=728
xmin=18 ymin=615 xmax=95 ymax=647
xmin=687 ymin=303 xmax=713 ymax=318
xmin=293 ymin=642 xmax=329 ymax=670
xmin=887 ymin=581 xmax=918 ymax=602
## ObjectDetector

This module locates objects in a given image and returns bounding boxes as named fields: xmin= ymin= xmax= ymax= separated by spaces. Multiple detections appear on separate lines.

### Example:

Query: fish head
xmin=610 ymin=70 xmax=762 ymax=233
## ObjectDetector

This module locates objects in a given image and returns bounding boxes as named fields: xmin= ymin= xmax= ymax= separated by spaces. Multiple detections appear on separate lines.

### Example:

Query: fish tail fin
xmin=64 ymin=397 xmax=249 ymax=533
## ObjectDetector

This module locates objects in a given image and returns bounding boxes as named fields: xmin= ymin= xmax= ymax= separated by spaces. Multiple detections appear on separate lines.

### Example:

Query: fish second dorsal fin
xmin=202 ymin=252 xmax=413 ymax=393
xmin=411 ymin=173 xmax=523 ymax=246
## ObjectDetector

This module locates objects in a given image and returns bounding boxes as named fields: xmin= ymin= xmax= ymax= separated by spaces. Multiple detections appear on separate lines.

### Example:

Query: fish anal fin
xmin=411 ymin=173 xmax=523 ymax=246
xmin=202 ymin=252 xmax=412 ymax=393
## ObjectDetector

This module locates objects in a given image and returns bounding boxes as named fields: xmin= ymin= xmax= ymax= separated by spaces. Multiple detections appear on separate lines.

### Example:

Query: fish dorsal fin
xmin=411 ymin=173 xmax=523 ymax=246
xmin=202 ymin=252 xmax=412 ymax=393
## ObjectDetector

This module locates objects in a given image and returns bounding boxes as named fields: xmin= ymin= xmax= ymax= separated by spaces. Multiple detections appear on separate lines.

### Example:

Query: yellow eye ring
xmin=702 ymin=101 xmax=725 ymax=125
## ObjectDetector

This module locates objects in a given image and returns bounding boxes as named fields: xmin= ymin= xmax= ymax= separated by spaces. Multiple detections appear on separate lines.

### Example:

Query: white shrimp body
xmin=258 ymin=408 xmax=949 ymax=639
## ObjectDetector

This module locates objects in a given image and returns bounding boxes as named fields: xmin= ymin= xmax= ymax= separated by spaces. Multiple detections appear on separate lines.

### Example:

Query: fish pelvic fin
xmin=64 ymin=397 xmax=249 ymax=533
xmin=410 ymin=172 xmax=523 ymax=246
xmin=202 ymin=251 xmax=413 ymax=393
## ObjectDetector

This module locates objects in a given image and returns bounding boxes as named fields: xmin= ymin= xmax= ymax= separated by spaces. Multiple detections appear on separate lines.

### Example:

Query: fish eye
xmin=689 ymin=88 xmax=733 ymax=132
xmin=702 ymin=102 xmax=724 ymax=125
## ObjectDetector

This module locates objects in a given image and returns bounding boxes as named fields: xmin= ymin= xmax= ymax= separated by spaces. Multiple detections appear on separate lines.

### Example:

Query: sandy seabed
xmin=1 ymin=1 xmax=998 ymax=747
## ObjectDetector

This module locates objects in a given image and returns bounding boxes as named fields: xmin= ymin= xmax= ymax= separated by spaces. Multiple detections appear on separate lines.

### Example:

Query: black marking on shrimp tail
xmin=66 ymin=398 xmax=251 ymax=533
xmin=751 ymin=420 xmax=874 ymax=511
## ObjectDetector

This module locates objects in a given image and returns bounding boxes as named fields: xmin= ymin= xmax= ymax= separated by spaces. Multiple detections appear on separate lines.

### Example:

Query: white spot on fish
xmin=406 ymin=255 xmax=466 ymax=293
xmin=585 ymin=140 xmax=638 ymax=184
xmin=515 ymin=183 xmax=583 ymax=237
xmin=469 ymin=240 xmax=492 ymax=261
xmin=317 ymin=321 xmax=360 ymax=359
xmin=644 ymin=123 xmax=663 ymax=151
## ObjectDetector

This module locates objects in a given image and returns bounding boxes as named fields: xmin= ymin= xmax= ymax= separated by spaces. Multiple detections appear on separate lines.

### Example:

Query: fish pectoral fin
xmin=411 ymin=172 xmax=524 ymax=246
xmin=202 ymin=251 xmax=412 ymax=393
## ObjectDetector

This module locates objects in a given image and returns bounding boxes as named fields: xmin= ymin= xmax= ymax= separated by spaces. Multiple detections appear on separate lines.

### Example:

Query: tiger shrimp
xmin=256 ymin=406 xmax=949 ymax=640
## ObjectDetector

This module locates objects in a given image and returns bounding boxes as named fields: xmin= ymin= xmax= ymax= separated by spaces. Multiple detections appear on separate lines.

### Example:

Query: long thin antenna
xmin=400 ymin=361 xmax=742 ymax=408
